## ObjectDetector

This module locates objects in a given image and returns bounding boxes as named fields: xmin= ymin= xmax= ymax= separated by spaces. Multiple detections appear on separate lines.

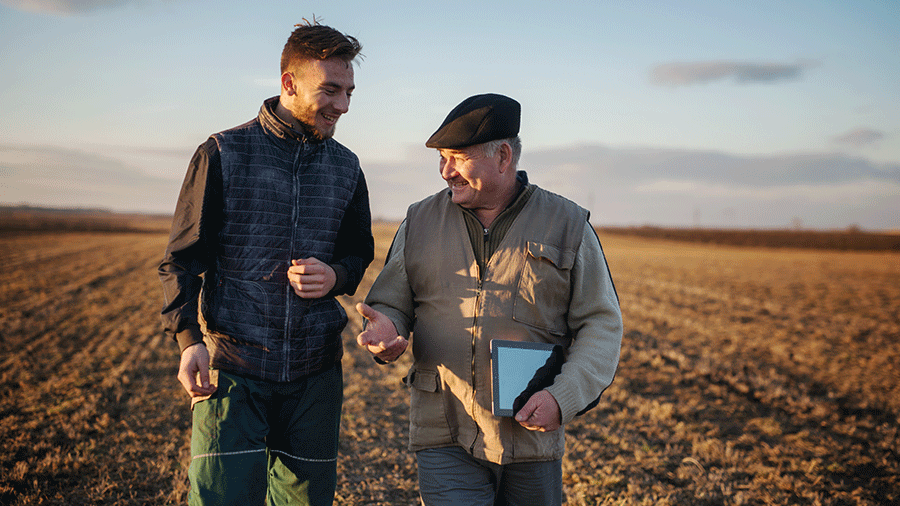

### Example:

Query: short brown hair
xmin=280 ymin=21 xmax=362 ymax=73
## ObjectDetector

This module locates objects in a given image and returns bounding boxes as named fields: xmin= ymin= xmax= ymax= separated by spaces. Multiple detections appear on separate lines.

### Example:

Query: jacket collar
xmin=258 ymin=96 xmax=325 ymax=149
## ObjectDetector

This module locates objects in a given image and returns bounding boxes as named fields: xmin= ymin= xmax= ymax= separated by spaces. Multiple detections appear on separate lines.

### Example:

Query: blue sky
xmin=1 ymin=0 xmax=898 ymax=230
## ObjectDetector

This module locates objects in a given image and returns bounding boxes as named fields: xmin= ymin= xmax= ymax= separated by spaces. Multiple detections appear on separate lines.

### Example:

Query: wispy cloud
xmin=356 ymin=143 xmax=900 ymax=229
xmin=521 ymin=145 xmax=899 ymax=229
xmin=832 ymin=128 xmax=886 ymax=147
xmin=633 ymin=178 xmax=899 ymax=203
xmin=0 ymin=0 xmax=138 ymax=15
xmin=3 ymin=141 xmax=896 ymax=229
xmin=527 ymin=145 xmax=900 ymax=187
xmin=0 ymin=144 xmax=179 ymax=213
xmin=650 ymin=60 xmax=817 ymax=87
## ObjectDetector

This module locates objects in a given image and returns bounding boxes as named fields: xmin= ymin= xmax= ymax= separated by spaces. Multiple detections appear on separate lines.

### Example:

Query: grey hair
xmin=481 ymin=136 xmax=522 ymax=168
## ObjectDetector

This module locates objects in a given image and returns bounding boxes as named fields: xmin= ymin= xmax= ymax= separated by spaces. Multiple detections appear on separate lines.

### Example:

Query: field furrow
xmin=1 ymin=226 xmax=897 ymax=505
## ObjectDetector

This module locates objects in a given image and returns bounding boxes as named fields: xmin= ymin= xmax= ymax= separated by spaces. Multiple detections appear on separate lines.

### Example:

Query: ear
xmin=281 ymin=72 xmax=295 ymax=95
xmin=497 ymin=142 xmax=513 ymax=173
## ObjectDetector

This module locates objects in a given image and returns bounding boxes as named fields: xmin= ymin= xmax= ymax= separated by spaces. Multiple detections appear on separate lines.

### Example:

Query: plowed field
xmin=1 ymin=222 xmax=897 ymax=505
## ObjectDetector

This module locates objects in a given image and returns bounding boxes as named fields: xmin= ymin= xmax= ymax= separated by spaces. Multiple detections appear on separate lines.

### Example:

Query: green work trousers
xmin=188 ymin=364 xmax=342 ymax=506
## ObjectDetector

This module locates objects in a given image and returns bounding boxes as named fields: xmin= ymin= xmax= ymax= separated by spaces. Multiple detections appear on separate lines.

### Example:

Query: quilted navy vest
xmin=201 ymin=102 xmax=361 ymax=382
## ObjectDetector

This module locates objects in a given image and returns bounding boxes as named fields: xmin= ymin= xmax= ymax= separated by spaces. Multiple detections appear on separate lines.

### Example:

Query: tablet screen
xmin=490 ymin=340 xmax=562 ymax=416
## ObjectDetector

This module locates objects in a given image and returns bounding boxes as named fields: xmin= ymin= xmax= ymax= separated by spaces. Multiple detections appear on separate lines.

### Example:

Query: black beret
xmin=425 ymin=93 xmax=520 ymax=149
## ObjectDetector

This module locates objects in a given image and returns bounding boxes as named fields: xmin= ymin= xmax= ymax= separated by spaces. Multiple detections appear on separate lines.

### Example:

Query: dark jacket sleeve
xmin=158 ymin=138 xmax=223 ymax=352
xmin=328 ymin=168 xmax=374 ymax=296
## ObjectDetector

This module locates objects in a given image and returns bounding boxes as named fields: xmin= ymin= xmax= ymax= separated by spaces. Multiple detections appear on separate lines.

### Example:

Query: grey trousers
xmin=416 ymin=446 xmax=563 ymax=506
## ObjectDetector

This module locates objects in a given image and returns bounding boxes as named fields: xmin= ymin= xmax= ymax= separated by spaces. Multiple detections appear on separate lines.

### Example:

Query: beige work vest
xmin=403 ymin=188 xmax=588 ymax=464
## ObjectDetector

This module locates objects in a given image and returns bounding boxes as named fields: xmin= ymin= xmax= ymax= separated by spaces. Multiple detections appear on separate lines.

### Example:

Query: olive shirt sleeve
xmin=544 ymin=225 xmax=623 ymax=424
xmin=158 ymin=138 xmax=223 ymax=352
xmin=363 ymin=220 xmax=415 ymax=339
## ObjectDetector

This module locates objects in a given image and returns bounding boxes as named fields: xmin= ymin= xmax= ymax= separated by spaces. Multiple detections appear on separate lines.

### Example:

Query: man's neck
xmin=474 ymin=180 xmax=521 ymax=229
xmin=274 ymin=96 xmax=301 ymax=131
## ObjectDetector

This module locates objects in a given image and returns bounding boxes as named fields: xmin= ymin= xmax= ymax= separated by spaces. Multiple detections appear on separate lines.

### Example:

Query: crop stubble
xmin=0 ymin=223 xmax=897 ymax=505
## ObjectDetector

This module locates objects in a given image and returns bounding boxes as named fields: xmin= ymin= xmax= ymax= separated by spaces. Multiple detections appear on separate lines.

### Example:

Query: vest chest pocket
xmin=512 ymin=241 xmax=575 ymax=336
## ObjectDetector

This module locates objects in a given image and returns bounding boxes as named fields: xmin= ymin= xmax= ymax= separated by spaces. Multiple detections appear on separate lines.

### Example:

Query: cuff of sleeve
xmin=176 ymin=326 xmax=204 ymax=353
xmin=545 ymin=378 xmax=581 ymax=425
xmin=372 ymin=309 xmax=409 ymax=339
xmin=329 ymin=263 xmax=349 ymax=296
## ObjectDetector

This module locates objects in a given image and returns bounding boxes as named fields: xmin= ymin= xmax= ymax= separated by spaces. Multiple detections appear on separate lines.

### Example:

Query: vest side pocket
xmin=405 ymin=368 xmax=454 ymax=447
xmin=512 ymin=241 xmax=575 ymax=336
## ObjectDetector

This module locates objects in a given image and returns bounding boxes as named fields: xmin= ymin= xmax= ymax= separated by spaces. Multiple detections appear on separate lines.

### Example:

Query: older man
xmin=356 ymin=93 xmax=623 ymax=505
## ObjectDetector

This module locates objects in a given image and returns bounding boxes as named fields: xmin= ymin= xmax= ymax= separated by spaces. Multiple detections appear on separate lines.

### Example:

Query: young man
xmin=357 ymin=93 xmax=623 ymax=505
xmin=159 ymin=22 xmax=373 ymax=506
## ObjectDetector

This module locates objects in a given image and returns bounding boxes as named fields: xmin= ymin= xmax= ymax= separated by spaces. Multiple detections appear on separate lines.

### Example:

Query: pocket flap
xmin=405 ymin=368 xmax=439 ymax=393
xmin=527 ymin=241 xmax=575 ymax=270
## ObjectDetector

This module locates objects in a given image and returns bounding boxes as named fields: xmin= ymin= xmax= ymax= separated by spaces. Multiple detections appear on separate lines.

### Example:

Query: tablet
xmin=490 ymin=340 xmax=564 ymax=417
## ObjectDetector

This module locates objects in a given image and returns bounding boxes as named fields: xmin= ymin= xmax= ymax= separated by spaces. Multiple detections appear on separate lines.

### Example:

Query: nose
xmin=334 ymin=92 xmax=351 ymax=114
xmin=440 ymin=157 xmax=456 ymax=180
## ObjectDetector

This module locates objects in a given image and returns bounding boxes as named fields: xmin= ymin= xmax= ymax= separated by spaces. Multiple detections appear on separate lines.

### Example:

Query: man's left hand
xmin=288 ymin=258 xmax=336 ymax=298
xmin=514 ymin=390 xmax=562 ymax=432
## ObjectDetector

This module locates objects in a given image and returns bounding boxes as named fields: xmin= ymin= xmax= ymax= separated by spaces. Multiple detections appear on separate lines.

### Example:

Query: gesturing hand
xmin=356 ymin=302 xmax=408 ymax=363
xmin=287 ymin=257 xmax=336 ymax=298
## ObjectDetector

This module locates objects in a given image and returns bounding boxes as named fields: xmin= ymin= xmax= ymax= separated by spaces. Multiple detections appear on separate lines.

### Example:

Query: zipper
xmin=282 ymin=142 xmax=303 ymax=382
xmin=469 ymin=262 xmax=483 ymax=454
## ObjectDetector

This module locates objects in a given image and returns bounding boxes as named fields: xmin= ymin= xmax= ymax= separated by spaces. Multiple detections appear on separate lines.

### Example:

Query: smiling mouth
xmin=322 ymin=113 xmax=339 ymax=124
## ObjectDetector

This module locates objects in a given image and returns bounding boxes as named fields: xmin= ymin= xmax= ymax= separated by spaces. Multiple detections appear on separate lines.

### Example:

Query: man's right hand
xmin=356 ymin=302 xmax=408 ymax=363
xmin=177 ymin=343 xmax=217 ymax=397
